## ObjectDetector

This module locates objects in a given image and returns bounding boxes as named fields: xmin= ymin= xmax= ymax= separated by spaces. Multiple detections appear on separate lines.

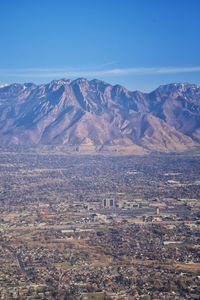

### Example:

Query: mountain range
xmin=0 ymin=78 xmax=200 ymax=154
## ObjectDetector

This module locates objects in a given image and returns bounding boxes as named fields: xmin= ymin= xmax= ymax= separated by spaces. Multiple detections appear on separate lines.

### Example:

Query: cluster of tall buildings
xmin=102 ymin=198 xmax=116 ymax=209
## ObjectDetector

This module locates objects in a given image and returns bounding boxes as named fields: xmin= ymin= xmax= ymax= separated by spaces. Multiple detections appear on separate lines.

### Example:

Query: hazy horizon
xmin=1 ymin=0 xmax=200 ymax=91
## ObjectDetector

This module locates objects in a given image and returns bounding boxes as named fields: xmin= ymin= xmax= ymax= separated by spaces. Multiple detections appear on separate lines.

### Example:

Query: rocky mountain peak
xmin=0 ymin=79 xmax=199 ymax=153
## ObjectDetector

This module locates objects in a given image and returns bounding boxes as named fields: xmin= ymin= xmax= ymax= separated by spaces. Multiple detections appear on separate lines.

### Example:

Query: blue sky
xmin=0 ymin=0 xmax=200 ymax=91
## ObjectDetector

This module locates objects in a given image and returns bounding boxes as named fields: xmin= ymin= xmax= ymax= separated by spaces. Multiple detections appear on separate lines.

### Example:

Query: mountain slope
xmin=0 ymin=79 xmax=199 ymax=153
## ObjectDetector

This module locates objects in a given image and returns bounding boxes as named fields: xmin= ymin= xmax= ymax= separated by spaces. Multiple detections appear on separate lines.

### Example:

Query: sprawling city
xmin=1 ymin=0 xmax=200 ymax=299
xmin=0 ymin=150 xmax=199 ymax=299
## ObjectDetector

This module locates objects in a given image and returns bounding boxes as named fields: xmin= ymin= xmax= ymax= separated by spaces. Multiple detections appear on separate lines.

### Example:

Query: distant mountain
xmin=0 ymin=79 xmax=199 ymax=153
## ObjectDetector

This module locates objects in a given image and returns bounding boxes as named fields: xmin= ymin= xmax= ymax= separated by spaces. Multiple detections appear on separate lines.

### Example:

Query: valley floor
xmin=0 ymin=150 xmax=199 ymax=299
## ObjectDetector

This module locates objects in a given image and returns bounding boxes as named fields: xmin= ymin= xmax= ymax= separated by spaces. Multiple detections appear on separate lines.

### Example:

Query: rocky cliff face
xmin=0 ymin=79 xmax=199 ymax=153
